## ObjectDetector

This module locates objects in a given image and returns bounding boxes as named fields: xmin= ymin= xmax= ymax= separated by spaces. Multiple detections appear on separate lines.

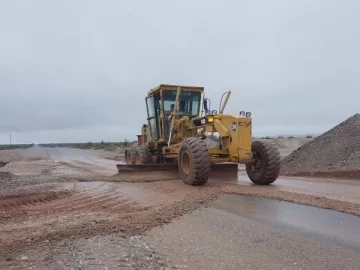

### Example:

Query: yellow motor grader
xmin=117 ymin=84 xmax=280 ymax=186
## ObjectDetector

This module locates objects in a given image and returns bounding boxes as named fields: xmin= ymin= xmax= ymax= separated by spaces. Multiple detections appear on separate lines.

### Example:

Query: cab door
xmin=145 ymin=95 xmax=160 ymax=140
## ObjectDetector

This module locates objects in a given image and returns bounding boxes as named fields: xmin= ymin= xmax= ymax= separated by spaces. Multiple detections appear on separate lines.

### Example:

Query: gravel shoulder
xmin=0 ymin=146 xmax=49 ymax=163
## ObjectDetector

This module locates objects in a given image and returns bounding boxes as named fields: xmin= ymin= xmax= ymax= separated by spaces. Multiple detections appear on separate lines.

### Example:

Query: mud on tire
xmin=246 ymin=140 xmax=281 ymax=185
xmin=178 ymin=137 xmax=210 ymax=186
xmin=134 ymin=145 xmax=153 ymax=164
xmin=125 ymin=146 xmax=136 ymax=165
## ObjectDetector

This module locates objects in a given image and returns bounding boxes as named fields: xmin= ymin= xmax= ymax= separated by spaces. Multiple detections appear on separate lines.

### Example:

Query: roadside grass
xmin=38 ymin=141 xmax=136 ymax=151
xmin=0 ymin=144 xmax=34 ymax=150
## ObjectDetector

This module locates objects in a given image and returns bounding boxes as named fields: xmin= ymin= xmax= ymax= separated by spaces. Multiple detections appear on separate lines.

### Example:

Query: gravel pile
xmin=281 ymin=113 xmax=360 ymax=174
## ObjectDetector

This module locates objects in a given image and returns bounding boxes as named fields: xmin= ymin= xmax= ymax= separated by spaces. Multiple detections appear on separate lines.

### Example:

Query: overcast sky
xmin=1 ymin=0 xmax=359 ymax=144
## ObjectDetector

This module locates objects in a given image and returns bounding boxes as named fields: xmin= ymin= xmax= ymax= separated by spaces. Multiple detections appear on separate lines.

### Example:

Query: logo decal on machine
xmin=232 ymin=122 xmax=237 ymax=131
xmin=238 ymin=120 xmax=251 ymax=127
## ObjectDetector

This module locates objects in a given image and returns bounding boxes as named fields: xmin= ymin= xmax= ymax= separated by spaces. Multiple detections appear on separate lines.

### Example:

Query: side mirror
xmin=203 ymin=99 xmax=209 ymax=112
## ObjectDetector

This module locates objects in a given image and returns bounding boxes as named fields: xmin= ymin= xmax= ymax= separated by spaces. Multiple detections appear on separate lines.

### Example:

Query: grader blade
xmin=115 ymin=164 xmax=180 ymax=182
xmin=114 ymin=163 xmax=238 ymax=182
xmin=210 ymin=163 xmax=239 ymax=175
xmin=116 ymin=164 xmax=178 ymax=172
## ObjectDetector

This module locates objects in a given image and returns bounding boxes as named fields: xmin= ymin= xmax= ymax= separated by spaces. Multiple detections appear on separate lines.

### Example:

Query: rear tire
xmin=134 ymin=145 xmax=153 ymax=164
xmin=125 ymin=146 xmax=136 ymax=165
xmin=178 ymin=137 xmax=210 ymax=186
xmin=246 ymin=140 xmax=281 ymax=185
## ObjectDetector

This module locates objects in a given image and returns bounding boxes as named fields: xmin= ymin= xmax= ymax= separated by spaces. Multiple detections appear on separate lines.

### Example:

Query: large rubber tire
xmin=125 ymin=146 xmax=136 ymax=165
xmin=134 ymin=145 xmax=153 ymax=164
xmin=178 ymin=137 xmax=210 ymax=186
xmin=246 ymin=140 xmax=281 ymax=185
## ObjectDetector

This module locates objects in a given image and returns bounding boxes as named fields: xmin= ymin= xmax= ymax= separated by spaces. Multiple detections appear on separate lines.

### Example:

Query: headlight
xmin=207 ymin=116 xmax=214 ymax=123
xmin=246 ymin=112 xmax=251 ymax=117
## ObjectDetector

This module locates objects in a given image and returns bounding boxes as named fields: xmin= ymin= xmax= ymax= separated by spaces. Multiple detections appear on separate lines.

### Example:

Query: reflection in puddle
xmin=211 ymin=194 xmax=360 ymax=252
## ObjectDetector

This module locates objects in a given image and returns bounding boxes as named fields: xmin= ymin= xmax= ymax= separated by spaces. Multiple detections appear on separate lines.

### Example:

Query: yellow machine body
xmin=139 ymin=84 xmax=252 ymax=163
xmin=122 ymin=84 xmax=281 ymax=186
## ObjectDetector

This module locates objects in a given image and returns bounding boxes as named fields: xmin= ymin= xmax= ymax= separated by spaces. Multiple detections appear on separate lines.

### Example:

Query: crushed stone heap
xmin=281 ymin=113 xmax=360 ymax=174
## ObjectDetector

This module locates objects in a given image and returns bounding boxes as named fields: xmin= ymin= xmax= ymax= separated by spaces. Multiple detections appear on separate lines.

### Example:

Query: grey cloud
xmin=0 ymin=0 xmax=359 ymax=143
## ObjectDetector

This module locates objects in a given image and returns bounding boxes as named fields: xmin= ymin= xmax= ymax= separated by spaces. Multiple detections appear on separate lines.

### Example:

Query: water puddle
xmin=211 ymin=194 xmax=360 ymax=251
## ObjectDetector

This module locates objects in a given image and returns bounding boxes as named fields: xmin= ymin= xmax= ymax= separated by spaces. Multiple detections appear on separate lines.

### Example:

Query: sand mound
xmin=281 ymin=113 xmax=360 ymax=174
xmin=0 ymin=162 xmax=9 ymax=168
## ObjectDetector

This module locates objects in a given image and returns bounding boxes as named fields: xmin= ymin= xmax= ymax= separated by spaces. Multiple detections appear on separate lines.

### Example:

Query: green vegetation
xmin=38 ymin=140 xmax=135 ymax=151
xmin=0 ymin=144 xmax=34 ymax=150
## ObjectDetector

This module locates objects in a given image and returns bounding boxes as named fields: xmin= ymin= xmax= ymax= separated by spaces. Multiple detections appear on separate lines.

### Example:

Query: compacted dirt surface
xmin=1 ymin=145 xmax=360 ymax=269
xmin=0 ymin=147 xmax=220 ymax=269
xmin=144 ymin=200 xmax=360 ymax=270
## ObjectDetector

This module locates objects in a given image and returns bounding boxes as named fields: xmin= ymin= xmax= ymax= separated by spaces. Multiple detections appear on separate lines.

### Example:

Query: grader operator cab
xmin=118 ymin=84 xmax=281 ymax=186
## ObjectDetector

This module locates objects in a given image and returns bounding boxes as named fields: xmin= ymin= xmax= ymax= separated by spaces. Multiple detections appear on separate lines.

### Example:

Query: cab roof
xmin=147 ymin=84 xmax=204 ymax=96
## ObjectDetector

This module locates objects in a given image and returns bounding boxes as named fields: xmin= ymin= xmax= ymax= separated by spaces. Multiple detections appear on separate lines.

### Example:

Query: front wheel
xmin=178 ymin=137 xmax=210 ymax=186
xmin=134 ymin=145 xmax=153 ymax=164
xmin=246 ymin=140 xmax=281 ymax=185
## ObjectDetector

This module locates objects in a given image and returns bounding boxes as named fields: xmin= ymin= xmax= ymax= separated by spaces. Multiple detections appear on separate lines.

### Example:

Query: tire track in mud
xmin=0 ymin=180 xmax=222 ymax=263
xmin=0 ymin=190 xmax=137 ymax=215
xmin=0 ymin=192 xmax=70 ymax=209
xmin=0 ymin=182 xmax=106 ymax=211
xmin=0 ymin=181 xmax=195 ymax=216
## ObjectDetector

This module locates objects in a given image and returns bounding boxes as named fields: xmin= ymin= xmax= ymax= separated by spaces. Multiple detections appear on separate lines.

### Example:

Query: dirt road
xmin=46 ymin=146 xmax=360 ymax=206
xmin=44 ymin=146 xmax=120 ymax=176
xmin=0 ymin=146 xmax=359 ymax=269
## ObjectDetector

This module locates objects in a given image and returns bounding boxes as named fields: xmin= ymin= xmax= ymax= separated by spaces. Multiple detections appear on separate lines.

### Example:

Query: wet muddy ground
xmin=211 ymin=194 xmax=360 ymax=252
xmin=0 ymin=146 xmax=359 ymax=269
xmin=145 ymin=200 xmax=360 ymax=270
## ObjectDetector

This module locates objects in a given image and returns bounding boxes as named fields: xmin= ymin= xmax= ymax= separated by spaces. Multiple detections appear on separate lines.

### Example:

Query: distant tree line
xmin=0 ymin=144 xmax=34 ymax=150
xmin=38 ymin=139 xmax=136 ymax=150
